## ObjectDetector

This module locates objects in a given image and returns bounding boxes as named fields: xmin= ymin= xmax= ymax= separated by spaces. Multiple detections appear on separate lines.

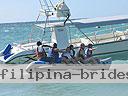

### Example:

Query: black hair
xmin=37 ymin=41 xmax=42 ymax=46
xmin=69 ymin=45 xmax=73 ymax=48
xmin=88 ymin=44 xmax=93 ymax=48
xmin=53 ymin=43 xmax=57 ymax=48
xmin=80 ymin=43 xmax=85 ymax=47
xmin=66 ymin=46 xmax=70 ymax=50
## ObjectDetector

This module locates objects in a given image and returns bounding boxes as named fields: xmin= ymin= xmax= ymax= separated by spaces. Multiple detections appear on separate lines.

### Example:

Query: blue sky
xmin=0 ymin=0 xmax=128 ymax=23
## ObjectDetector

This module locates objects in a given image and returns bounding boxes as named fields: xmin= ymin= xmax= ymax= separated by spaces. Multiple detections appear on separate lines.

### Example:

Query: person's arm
xmin=89 ymin=48 xmax=96 ymax=51
xmin=54 ymin=48 xmax=66 ymax=54
xmin=59 ymin=49 xmax=65 ymax=53
xmin=42 ymin=45 xmax=52 ymax=48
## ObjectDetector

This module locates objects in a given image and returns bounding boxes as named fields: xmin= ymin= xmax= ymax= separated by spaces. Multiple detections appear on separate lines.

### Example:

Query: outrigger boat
xmin=1 ymin=0 xmax=128 ymax=64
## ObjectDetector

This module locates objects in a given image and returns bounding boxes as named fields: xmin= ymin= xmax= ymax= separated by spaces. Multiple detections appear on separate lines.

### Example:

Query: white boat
xmin=0 ymin=0 xmax=128 ymax=64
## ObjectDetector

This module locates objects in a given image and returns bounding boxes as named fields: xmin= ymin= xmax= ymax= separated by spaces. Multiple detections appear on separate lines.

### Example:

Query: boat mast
xmin=37 ymin=0 xmax=94 ymax=44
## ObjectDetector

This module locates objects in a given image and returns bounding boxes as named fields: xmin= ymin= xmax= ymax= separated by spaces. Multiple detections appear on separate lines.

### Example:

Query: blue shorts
xmin=55 ymin=58 xmax=62 ymax=63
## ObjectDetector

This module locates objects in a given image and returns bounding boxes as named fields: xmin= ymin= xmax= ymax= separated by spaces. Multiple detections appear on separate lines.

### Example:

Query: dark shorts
xmin=39 ymin=57 xmax=54 ymax=63
xmin=54 ymin=58 xmax=62 ymax=63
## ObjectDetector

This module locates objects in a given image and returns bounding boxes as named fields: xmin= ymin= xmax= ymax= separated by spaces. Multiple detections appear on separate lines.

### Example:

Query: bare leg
xmin=70 ymin=58 xmax=77 ymax=64
xmin=84 ymin=57 xmax=98 ymax=64
xmin=62 ymin=57 xmax=69 ymax=64
xmin=76 ymin=57 xmax=86 ymax=64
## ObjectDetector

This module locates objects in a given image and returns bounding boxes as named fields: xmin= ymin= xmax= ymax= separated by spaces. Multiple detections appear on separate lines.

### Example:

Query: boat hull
xmin=93 ymin=39 xmax=128 ymax=56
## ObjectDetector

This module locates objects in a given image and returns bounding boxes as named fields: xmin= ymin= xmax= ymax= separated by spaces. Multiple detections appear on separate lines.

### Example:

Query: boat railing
xmin=67 ymin=24 xmax=128 ymax=45
xmin=97 ymin=25 xmax=128 ymax=42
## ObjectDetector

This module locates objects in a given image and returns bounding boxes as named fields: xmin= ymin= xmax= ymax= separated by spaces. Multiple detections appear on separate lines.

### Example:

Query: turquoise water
xmin=0 ymin=22 xmax=128 ymax=96
xmin=0 ymin=84 xmax=128 ymax=96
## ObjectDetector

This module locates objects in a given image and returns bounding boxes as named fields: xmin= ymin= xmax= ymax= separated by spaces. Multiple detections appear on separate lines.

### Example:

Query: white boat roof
xmin=36 ymin=22 xmax=65 ymax=28
xmin=36 ymin=15 xmax=128 ymax=28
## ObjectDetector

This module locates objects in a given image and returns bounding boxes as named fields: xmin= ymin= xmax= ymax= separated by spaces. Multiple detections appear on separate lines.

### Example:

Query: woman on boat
xmin=62 ymin=47 xmax=78 ymax=64
xmin=35 ymin=41 xmax=54 ymax=64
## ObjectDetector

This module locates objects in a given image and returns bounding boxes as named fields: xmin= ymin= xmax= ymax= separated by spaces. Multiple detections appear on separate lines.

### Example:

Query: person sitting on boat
xmin=76 ymin=43 xmax=86 ymax=63
xmin=76 ymin=43 xmax=98 ymax=64
xmin=48 ymin=43 xmax=62 ymax=63
xmin=69 ymin=45 xmax=75 ymax=58
xmin=35 ymin=41 xmax=54 ymax=64
xmin=84 ymin=44 xmax=99 ymax=64
xmin=62 ymin=47 xmax=78 ymax=64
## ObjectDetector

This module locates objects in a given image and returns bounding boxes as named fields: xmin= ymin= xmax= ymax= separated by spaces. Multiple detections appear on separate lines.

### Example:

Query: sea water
xmin=0 ymin=84 xmax=128 ymax=96
xmin=0 ymin=22 xmax=128 ymax=96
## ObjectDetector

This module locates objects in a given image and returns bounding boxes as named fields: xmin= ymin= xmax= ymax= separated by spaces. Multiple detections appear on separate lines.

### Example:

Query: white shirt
xmin=37 ymin=45 xmax=44 ymax=53
xmin=84 ymin=48 xmax=88 ymax=57
xmin=63 ymin=52 xmax=72 ymax=59
xmin=48 ymin=48 xmax=52 ymax=57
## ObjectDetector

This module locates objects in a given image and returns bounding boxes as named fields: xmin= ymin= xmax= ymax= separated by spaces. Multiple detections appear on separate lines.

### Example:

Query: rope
xmin=69 ymin=26 xmax=72 ymax=44
xmin=69 ymin=19 xmax=94 ymax=44
xmin=36 ymin=13 xmax=40 ymax=22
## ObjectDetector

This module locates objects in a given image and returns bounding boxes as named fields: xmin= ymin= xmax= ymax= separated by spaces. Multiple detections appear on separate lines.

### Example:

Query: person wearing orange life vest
xmin=35 ymin=41 xmax=54 ymax=64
